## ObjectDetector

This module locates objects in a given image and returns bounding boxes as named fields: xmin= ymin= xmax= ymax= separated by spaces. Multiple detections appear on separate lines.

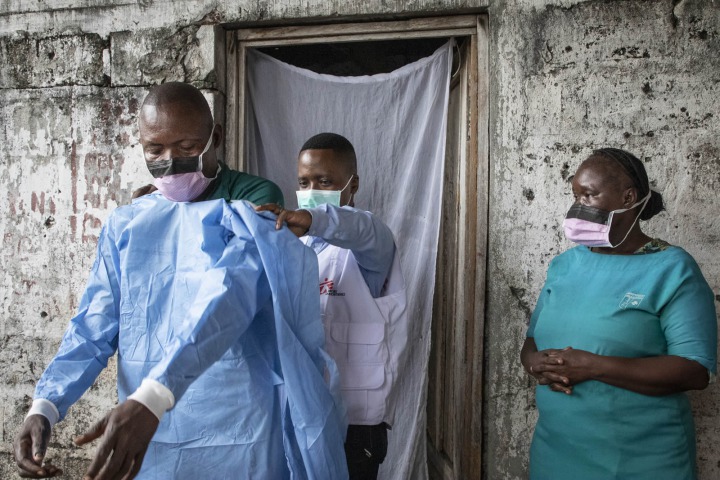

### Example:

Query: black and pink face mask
xmin=562 ymin=192 xmax=650 ymax=248
xmin=146 ymin=131 xmax=216 ymax=202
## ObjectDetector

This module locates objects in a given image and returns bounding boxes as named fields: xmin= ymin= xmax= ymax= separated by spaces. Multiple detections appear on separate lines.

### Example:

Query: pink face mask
xmin=562 ymin=192 xmax=650 ymax=248
xmin=149 ymin=133 xmax=217 ymax=202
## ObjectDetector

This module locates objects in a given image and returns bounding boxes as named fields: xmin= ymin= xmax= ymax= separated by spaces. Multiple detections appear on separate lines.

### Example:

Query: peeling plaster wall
xmin=0 ymin=0 xmax=718 ymax=479
xmin=0 ymin=85 xmax=148 ymax=473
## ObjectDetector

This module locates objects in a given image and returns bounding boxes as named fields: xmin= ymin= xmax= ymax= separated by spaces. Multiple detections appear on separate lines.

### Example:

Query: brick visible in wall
xmin=0 ymin=32 xmax=108 ymax=88
xmin=110 ymin=25 xmax=216 ymax=88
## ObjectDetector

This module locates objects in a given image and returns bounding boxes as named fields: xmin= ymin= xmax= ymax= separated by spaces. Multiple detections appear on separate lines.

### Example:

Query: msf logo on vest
xmin=320 ymin=278 xmax=345 ymax=296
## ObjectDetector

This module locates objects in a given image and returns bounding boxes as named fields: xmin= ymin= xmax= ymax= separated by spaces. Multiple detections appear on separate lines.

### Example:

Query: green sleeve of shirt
xmin=208 ymin=165 xmax=285 ymax=206
xmin=228 ymin=172 xmax=284 ymax=206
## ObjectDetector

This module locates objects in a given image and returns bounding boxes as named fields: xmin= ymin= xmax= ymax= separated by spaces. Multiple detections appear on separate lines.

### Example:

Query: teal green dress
xmin=527 ymin=244 xmax=717 ymax=480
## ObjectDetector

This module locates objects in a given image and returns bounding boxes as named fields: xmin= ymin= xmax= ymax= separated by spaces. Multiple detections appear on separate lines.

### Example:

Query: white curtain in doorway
xmin=245 ymin=41 xmax=452 ymax=480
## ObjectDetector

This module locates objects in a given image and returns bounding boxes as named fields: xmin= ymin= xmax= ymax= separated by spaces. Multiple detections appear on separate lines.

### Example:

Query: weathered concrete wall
xmin=0 ymin=0 xmax=718 ymax=478
xmin=486 ymin=0 xmax=720 ymax=478
xmin=0 ymin=84 xmax=149 ymax=472
xmin=0 ymin=0 xmax=487 ymax=36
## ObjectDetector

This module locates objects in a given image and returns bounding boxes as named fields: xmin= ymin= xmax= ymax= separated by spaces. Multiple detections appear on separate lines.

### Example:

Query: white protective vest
xmin=316 ymin=243 xmax=409 ymax=426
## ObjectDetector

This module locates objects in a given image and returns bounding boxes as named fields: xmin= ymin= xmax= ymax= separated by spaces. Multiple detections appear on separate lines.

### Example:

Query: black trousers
xmin=344 ymin=423 xmax=389 ymax=480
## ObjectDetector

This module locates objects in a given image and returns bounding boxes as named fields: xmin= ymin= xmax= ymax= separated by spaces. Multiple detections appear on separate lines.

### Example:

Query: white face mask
xmin=296 ymin=175 xmax=353 ymax=209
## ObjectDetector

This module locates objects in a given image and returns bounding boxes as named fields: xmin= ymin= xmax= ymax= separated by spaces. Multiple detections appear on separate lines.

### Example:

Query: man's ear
xmin=351 ymin=174 xmax=359 ymax=195
xmin=212 ymin=124 xmax=224 ymax=149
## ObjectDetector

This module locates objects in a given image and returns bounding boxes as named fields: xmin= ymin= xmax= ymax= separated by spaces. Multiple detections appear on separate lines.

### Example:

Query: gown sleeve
xmin=34 ymin=221 xmax=122 ymax=421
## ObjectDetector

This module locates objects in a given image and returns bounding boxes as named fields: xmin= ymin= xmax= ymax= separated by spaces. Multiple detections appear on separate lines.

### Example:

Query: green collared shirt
xmin=196 ymin=162 xmax=284 ymax=206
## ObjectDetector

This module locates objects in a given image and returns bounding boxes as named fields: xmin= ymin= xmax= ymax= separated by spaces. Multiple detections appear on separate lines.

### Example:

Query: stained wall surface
xmin=1 ymin=0 xmax=718 ymax=478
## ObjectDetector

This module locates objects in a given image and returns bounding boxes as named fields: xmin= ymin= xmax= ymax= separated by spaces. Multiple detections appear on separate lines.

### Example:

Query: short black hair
xmin=591 ymin=148 xmax=665 ymax=220
xmin=300 ymin=133 xmax=357 ymax=172
xmin=141 ymin=82 xmax=213 ymax=135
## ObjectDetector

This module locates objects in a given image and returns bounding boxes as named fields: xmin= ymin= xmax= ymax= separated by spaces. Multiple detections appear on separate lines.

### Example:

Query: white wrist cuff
xmin=128 ymin=379 xmax=175 ymax=421
xmin=26 ymin=399 xmax=60 ymax=427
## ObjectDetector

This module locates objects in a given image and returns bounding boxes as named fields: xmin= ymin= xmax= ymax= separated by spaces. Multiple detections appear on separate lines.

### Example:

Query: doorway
xmin=224 ymin=16 xmax=488 ymax=479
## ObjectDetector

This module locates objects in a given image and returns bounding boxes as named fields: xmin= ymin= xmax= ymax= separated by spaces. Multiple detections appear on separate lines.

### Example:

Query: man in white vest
xmin=257 ymin=132 xmax=409 ymax=480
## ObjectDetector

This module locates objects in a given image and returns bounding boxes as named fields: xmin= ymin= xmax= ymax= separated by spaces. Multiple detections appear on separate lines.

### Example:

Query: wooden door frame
xmin=425 ymin=17 xmax=488 ymax=480
xmin=224 ymin=15 xmax=489 ymax=479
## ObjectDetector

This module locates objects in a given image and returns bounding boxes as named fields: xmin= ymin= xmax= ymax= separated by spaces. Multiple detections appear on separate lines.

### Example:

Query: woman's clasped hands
xmin=527 ymin=347 xmax=599 ymax=395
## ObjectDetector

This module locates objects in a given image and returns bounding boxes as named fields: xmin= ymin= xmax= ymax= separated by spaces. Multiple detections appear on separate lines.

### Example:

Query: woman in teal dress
xmin=521 ymin=148 xmax=717 ymax=480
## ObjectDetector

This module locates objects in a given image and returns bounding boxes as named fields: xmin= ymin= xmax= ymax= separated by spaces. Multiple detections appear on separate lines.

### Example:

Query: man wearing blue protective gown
xmin=26 ymin=197 xmax=347 ymax=479
xmin=13 ymin=82 xmax=347 ymax=480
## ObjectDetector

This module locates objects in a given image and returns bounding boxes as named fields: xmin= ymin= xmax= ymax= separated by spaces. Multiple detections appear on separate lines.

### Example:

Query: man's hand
xmin=131 ymin=184 xmax=157 ymax=200
xmin=255 ymin=203 xmax=312 ymax=238
xmin=14 ymin=414 xmax=62 ymax=478
xmin=74 ymin=400 xmax=159 ymax=480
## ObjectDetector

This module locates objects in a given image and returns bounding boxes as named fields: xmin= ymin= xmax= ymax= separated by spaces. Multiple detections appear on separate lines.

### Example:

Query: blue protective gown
xmin=527 ymin=245 xmax=717 ymax=480
xmin=34 ymin=195 xmax=348 ymax=479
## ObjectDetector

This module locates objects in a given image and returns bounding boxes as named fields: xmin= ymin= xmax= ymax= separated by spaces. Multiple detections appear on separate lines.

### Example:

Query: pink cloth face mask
xmin=150 ymin=133 xmax=217 ymax=202
xmin=562 ymin=192 xmax=650 ymax=248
